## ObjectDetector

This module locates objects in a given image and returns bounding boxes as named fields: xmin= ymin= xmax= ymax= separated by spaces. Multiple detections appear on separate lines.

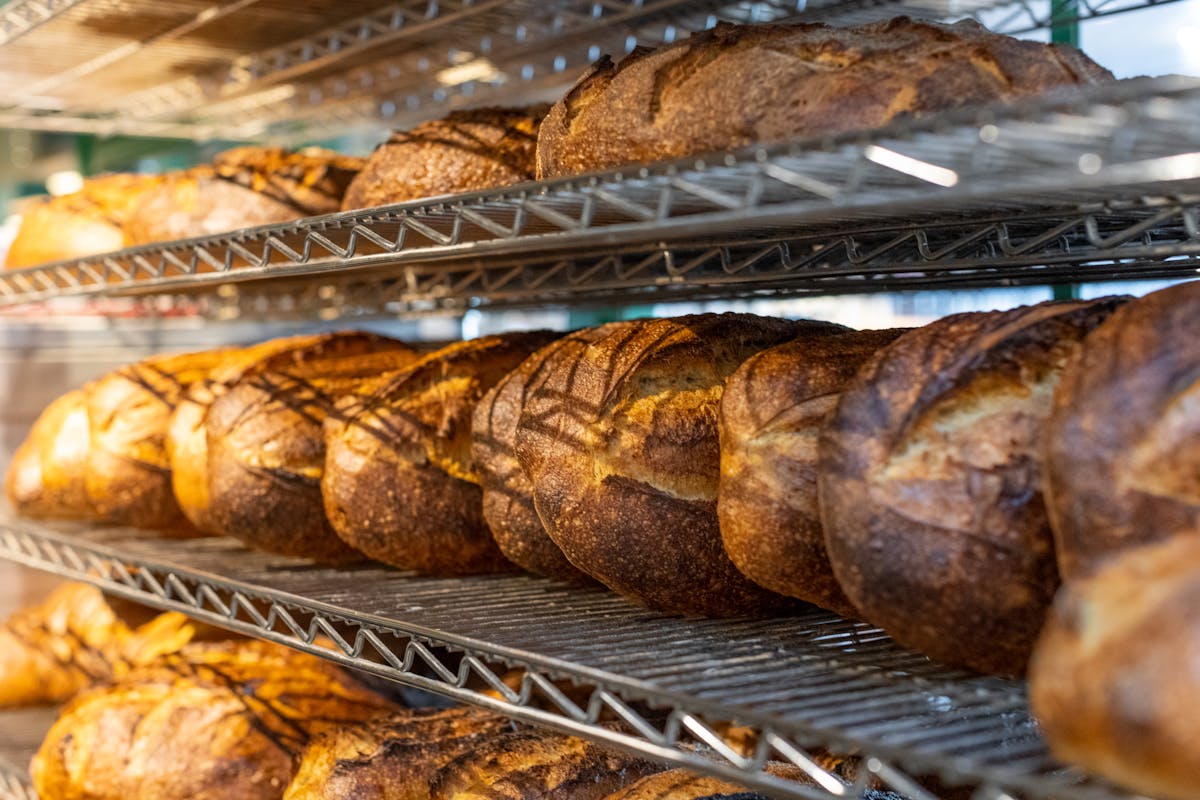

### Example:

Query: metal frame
xmin=0 ymin=708 xmax=53 ymax=800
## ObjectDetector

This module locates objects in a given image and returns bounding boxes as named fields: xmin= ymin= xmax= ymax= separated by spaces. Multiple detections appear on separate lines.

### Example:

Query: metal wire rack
xmin=0 ymin=515 xmax=1142 ymax=800
xmin=0 ymin=708 xmax=50 ymax=800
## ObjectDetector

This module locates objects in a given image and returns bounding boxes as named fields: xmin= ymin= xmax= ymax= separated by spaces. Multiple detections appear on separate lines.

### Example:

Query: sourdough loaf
xmin=205 ymin=337 xmax=419 ymax=562
xmin=536 ymin=17 xmax=1111 ymax=179
xmin=719 ymin=327 xmax=904 ymax=616
xmin=342 ymin=106 xmax=548 ymax=210
xmin=515 ymin=314 xmax=815 ymax=616
xmin=322 ymin=331 xmax=559 ymax=574
xmin=819 ymin=298 xmax=1126 ymax=675
xmin=1029 ymin=535 xmax=1200 ymax=800
xmin=1044 ymin=280 xmax=1200 ymax=578
xmin=5 ymin=388 xmax=92 ymax=518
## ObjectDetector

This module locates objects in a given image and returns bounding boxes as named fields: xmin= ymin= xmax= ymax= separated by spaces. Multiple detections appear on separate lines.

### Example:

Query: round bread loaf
xmin=819 ymin=298 xmax=1127 ymax=676
xmin=1029 ymin=535 xmax=1200 ymax=800
xmin=5 ymin=172 xmax=163 ymax=268
xmin=471 ymin=326 xmax=631 ymax=582
xmin=719 ymin=328 xmax=904 ymax=616
xmin=536 ymin=17 xmax=1111 ymax=179
xmin=285 ymin=707 xmax=513 ymax=800
xmin=125 ymin=146 xmax=362 ymax=245
xmin=1044 ymin=280 xmax=1200 ymax=579
xmin=601 ymin=763 xmax=814 ymax=800
xmin=323 ymin=330 xmax=560 ymax=575
xmin=86 ymin=348 xmax=236 ymax=533
xmin=342 ymin=106 xmax=548 ymax=210
xmin=5 ymin=388 xmax=92 ymax=518
xmin=205 ymin=338 xmax=419 ymax=562
xmin=30 ymin=640 xmax=396 ymax=800
xmin=515 ymin=313 xmax=818 ymax=616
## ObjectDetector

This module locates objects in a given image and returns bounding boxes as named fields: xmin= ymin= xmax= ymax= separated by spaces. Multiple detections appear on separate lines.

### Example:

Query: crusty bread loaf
xmin=285 ymin=707 xmax=513 ymax=800
xmin=5 ymin=388 xmax=92 ymax=518
xmin=515 ymin=314 xmax=811 ymax=616
xmin=719 ymin=327 xmax=905 ymax=616
xmin=167 ymin=332 xmax=396 ymax=535
xmin=5 ymin=173 xmax=163 ymax=268
xmin=428 ymin=730 xmax=660 ymax=800
xmin=342 ymin=106 xmax=548 ymax=210
xmin=1044 ymin=281 xmax=1200 ymax=579
xmin=819 ymin=298 xmax=1126 ymax=675
xmin=30 ymin=640 xmax=397 ymax=800
xmin=125 ymin=146 xmax=362 ymax=245
xmin=601 ymin=763 xmax=811 ymax=800
xmin=323 ymin=331 xmax=559 ymax=574
xmin=205 ymin=337 xmax=419 ymax=562
xmin=0 ymin=582 xmax=192 ymax=708
xmin=86 ymin=347 xmax=235 ymax=533
xmin=471 ymin=327 xmax=628 ymax=582
xmin=536 ymin=17 xmax=1112 ymax=179
xmin=1029 ymin=535 xmax=1200 ymax=800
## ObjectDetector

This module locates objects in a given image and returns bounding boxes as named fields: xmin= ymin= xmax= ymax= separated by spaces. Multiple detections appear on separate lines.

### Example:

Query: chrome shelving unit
xmin=0 ymin=708 xmax=51 ymax=800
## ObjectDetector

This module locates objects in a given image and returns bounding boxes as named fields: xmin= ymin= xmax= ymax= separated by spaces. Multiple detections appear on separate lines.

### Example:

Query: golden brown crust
xmin=5 ymin=388 xmax=93 ymax=518
xmin=471 ymin=327 xmax=626 ymax=582
xmin=31 ymin=639 xmax=396 ymax=800
xmin=1029 ymin=535 xmax=1200 ymax=800
xmin=1044 ymin=281 xmax=1200 ymax=579
xmin=126 ymin=147 xmax=362 ymax=245
xmin=86 ymin=348 xmax=236 ymax=533
xmin=536 ymin=17 xmax=1112 ymax=179
xmin=819 ymin=298 xmax=1126 ymax=675
xmin=718 ymin=328 xmax=903 ymax=616
xmin=516 ymin=314 xmax=823 ymax=616
xmin=342 ymin=106 xmax=548 ymax=210
xmin=285 ymin=707 xmax=514 ymax=800
xmin=601 ymin=763 xmax=811 ymax=800
xmin=205 ymin=337 xmax=419 ymax=562
xmin=322 ymin=331 xmax=560 ymax=574
xmin=0 ymin=583 xmax=193 ymax=708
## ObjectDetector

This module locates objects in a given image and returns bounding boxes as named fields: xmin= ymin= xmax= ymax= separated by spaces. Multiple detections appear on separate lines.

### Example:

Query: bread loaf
xmin=323 ymin=331 xmax=559 ymax=574
xmin=719 ymin=327 xmax=904 ymax=616
xmin=126 ymin=147 xmax=362 ymax=245
xmin=5 ymin=388 xmax=92 ymax=518
xmin=516 ymin=314 xmax=815 ymax=616
xmin=30 ymin=640 xmax=397 ymax=800
xmin=285 ymin=707 xmax=513 ymax=800
xmin=1029 ymin=535 xmax=1200 ymax=800
xmin=342 ymin=106 xmax=548 ymax=210
xmin=5 ymin=173 xmax=163 ymax=268
xmin=601 ymin=764 xmax=811 ymax=800
xmin=536 ymin=17 xmax=1111 ymax=179
xmin=86 ymin=347 xmax=235 ymax=533
xmin=167 ymin=332 xmax=397 ymax=535
xmin=819 ymin=298 xmax=1126 ymax=675
xmin=471 ymin=326 xmax=629 ymax=582
xmin=1044 ymin=280 xmax=1200 ymax=578
xmin=205 ymin=337 xmax=419 ymax=562
xmin=0 ymin=583 xmax=192 ymax=707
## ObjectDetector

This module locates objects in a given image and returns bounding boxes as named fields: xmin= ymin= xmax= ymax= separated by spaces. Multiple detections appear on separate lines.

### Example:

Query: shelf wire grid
xmin=3 ymin=77 xmax=1200 ymax=318
xmin=0 ymin=515 xmax=1141 ymax=800
xmin=0 ymin=708 xmax=51 ymax=800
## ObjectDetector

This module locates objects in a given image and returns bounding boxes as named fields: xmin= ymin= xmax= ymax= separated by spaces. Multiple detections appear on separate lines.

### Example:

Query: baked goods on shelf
xmin=819 ymin=298 xmax=1126 ymax=676
xmin=342 ymin=106 xmax=548 ymax=210
xmin=718 ymin=327 xmax=902 ymax=616
xmin=536 ymin=17 xmax=1112 ymax=179
xmin=516 ymin=314 xmax=826 ymax=616
xmin=30 ymin=639 xmax=397 ymax=800
xmin=125 ymin=147 xmax=363 ymax=245
xmin=323 ymin=330 xmax=559 ymax=574
xmin=0 ymin=582 xmax=192 ymax=707
xmin=1029 ymin=535 xmax=1200 ymax=800
xmin=1044 ymin=280 xmax=1200 ymax=579
xmin=205 ymin=335 xmax=419 ymax=562
xmin=5 ymin=388 xmax=92 ymax=518
xmin=601 ymin=763 xmax=812 ymax=800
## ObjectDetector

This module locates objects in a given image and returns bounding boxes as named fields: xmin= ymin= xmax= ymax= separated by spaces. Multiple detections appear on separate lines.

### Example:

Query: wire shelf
xmin=0 ymin=708 xmax=50 ymax=800
xmin=0 ymin=514 xmax=1143 ymax=800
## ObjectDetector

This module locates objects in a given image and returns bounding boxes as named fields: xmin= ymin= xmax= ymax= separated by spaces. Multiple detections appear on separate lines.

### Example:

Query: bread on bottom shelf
xmin=4 ymin=388 xmax=92 ymax=519
xmin=1029 ymin=535 xmax=1200 ymax=800
xmin=30 ymin=639 xmax=397 ymax=800
xmin=819 ymin=298 xmax=1126 ymax=676
xmin=323 ymin=331 xmax=559 ymax=575
xmin=718 ymin=327 xmax=902 ymax=616
xmin=1044 ymin=280 xmax=1200 ymax=579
